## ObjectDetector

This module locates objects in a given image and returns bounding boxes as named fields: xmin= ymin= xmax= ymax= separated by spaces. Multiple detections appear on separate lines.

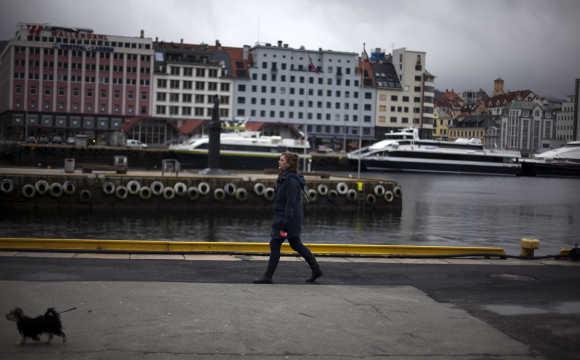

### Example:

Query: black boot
xmin=304 ymin=252 xmax=323 ymax=283
xmin=306 ymin=268 xmax=323 ymax=283
xmin=253 ymin=276 xmax=273 ymax=284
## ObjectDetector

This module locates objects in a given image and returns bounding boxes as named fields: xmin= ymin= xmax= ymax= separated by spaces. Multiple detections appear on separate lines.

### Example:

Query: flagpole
xmin=357 ymin=43 xmax=365 ymax=179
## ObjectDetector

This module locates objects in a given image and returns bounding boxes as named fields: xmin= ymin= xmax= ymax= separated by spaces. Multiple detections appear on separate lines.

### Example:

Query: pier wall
xmin=0 ymin=170 xmax=402 ymax=212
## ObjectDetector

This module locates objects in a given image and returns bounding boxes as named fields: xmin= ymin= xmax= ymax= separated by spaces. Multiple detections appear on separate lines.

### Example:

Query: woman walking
xmin=254 ymin=152 xmax=322 ymax=284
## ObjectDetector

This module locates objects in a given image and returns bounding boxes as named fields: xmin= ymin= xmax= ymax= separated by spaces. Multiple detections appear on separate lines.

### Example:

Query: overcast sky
xmin=1 ymin=0 xmax=579 ymax=98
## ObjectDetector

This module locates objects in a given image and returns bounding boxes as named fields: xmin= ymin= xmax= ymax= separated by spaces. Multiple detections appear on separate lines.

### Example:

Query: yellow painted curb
xmin=0 ymin=237 xmax=505 ymax=257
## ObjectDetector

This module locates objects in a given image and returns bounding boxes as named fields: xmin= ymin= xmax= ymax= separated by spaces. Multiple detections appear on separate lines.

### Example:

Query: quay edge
xmin=0 ymin=237 xmax=505 ymax=257
xmin=0 ymin=167 xmax=402 ymax=212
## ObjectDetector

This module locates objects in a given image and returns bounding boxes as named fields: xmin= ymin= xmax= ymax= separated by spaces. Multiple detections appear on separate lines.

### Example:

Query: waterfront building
xmin=556 ymin=95 xmax=576 ymax=143
xmin=391 ymin=48 xmax=435 ymax=138
xmin=0 ymin=23 xmax=154 ymax=144
xmin=434 ymin=89 xmax=464 ymax=119
xmin=448 ymin=113 xmax=500 ymax=149
xmin=433 ymin=108 xmax=450 ymax=140
xmin=371 ymin=48 xmax=435 ymax=139
xmin=462 ymin=88 xmax=488 ymax=106
xmin=233 ymin=41 xmax=376 ymax=150
xmin=122 ymin=40 xmax=242 ymax=145
xmin=485 ymin=88 xmax=538 ymax=116
xmin=574 ymin=79 xmax=580 ymax=141
xmin=500 ymin=101 xmax=547 ymax=155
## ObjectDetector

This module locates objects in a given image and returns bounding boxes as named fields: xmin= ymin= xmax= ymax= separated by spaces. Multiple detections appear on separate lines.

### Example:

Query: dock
xmin=0 ymin=166 xmax=402 ymax=211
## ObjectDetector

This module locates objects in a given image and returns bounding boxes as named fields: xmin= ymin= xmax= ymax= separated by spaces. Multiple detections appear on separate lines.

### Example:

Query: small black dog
xmin=5 ymin=307 xmax=70 ymax=344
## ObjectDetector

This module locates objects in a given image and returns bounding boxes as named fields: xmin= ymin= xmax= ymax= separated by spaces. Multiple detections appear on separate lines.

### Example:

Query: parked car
xmin=26 ymin=136 xmax=37 ymax=143
xmin=38 ymin=136 xmax=49 ymax=144
xmin=51 ymin=135 xmax=63 ymax=144
xmin=126 ymin=139 xmax=148 ymax=148
xmin=66 ymin=137 xmax=76 ymax=145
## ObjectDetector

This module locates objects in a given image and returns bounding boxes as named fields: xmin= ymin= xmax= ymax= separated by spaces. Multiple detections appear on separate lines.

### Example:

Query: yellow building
xmin=448 ymin=114 xmax=499 ymax=146
xmin=433 ymin=109 xmax=450 ymax=140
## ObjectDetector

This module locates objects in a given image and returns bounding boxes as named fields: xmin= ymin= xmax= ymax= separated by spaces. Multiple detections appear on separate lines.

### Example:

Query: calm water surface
xmin=1 ymin=172 xmax=579 ymax=255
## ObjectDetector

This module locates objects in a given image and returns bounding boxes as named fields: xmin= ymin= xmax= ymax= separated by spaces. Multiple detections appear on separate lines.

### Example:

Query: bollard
xmin=114 ymin=156 xmax=128 ymax=174
xmin=520 ymin=238 xmax=540 ymax=258
xmin=64 ymin=158 xmax=75 ymax=173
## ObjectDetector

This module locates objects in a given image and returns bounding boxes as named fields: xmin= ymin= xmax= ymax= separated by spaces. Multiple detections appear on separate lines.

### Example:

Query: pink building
xmin=0 ymin=23 xmax=153 ymax=144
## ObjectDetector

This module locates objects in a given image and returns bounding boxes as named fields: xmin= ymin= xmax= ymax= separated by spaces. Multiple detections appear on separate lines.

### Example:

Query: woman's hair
xmin=282 ymin=152 xmax=299 ymax=172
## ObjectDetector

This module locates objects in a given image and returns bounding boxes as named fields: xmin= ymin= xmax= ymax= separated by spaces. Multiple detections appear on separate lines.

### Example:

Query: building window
xmin=156 ymin=105 xmax=166 ymax=114
xmin=195 ymin=82 xmax=205 ymax=90
xmin=170 ymin=80 xmax=180 ymax=89
xmin=208 ymin=69 xmax=218 ymax=77
xmin=157 ymin=79 xmax=167 ymax=88
xmin=220 ymin=83 xmax=230 ymax=92
xmin=196 ymin=68 xmax=206 ymax=77
xmin=170 ymin=66 xmax=180 ymax=75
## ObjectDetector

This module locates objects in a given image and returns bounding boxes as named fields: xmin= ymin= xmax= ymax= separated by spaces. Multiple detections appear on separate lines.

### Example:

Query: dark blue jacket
xmin=272 ymin=171 xmax=305 ymax=238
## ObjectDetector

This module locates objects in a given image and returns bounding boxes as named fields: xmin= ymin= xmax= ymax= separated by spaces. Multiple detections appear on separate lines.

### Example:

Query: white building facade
xmin=500 ymin=101 xmax=546 ymax=155
xmin=152 ymin=47 xmax=233 ymax=122
xmin=391 ymin=48 xmax=434 ymax=137
xmin=556 ymin=96 xmax=575 ymax=143
xmin=233 ymin=42 xmax=376 ymax=145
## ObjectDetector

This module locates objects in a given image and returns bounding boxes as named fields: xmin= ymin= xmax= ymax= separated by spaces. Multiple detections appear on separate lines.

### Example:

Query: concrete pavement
xmin=1 ymin=253 xmax=580 ymax=359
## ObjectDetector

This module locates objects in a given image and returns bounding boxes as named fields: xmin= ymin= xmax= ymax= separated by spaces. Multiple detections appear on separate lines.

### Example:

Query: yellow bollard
xmin=357 ymin=181 xmax=364 ymax=192
xmin=520 ymin=238 xmax=540 ymax=257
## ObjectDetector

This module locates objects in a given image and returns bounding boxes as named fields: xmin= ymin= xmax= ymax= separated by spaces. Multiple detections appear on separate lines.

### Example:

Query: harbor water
xmin=1 ymin=172 xmax=579 ymax=256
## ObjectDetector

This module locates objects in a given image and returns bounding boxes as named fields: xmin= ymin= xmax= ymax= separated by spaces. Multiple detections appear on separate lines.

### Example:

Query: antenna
xmin=257 ymin=16 xmax=260 ymax=44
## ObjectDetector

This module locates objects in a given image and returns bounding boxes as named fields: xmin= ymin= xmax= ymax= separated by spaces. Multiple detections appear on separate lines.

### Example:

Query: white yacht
xmin=519 ymin=141 xmax=580 ymax=177
xmin=347 ymin=128 xmax=522 ymax=175
xmin=170 ymin=131 xmax=310 ymax=169
xmin=534 ymin=142 xmax=580 ymax=163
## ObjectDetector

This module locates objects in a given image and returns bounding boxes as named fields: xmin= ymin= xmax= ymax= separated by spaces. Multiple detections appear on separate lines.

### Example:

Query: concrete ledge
xmin=0 ymin=237 xmax=506 ymax=257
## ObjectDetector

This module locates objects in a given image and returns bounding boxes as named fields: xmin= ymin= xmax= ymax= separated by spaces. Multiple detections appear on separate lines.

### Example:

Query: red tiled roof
xmin=485 ymin=90 xmax=535 ymax=107
xmin=121 ymin=117 xmax=143 ymax=132
xmin=245 ymin=121 xmax=264 ymax=131
xmin=435 ymin=90 xmax=463 ymax=106
xmin=178 ymin=119 xmax=205 ymax=135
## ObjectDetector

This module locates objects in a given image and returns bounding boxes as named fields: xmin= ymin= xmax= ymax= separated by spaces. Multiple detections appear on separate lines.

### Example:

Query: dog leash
xmin=58 ymin=307 xmax=77 ymax=314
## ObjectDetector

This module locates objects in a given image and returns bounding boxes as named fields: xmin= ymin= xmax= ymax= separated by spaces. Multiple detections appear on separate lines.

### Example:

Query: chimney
xmin=243 ymin=45 xmax=250 ymax=62
xmin=215 ymin=39 xmax=221 ymax=47
xmin=155 ymin=36 xmax=158 ymax=42
xmin=140 ymin=29 xmax=144 ymax=38
xmin=283 ymin=43 xmax=288 ymax=48
xmin=180 ymin=38 xmax=183 ymax=44
xmin=277 ymin=40 xmax=282 ymax=47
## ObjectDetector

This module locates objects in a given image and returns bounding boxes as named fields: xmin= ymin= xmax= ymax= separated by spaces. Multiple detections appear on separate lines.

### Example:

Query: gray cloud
xmin=1 ymin=0 xmax=578 ymax=97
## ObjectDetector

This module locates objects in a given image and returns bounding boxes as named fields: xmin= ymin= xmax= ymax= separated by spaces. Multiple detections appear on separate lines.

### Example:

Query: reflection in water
xmin=1 ymin=172 xmax=579 ymax=255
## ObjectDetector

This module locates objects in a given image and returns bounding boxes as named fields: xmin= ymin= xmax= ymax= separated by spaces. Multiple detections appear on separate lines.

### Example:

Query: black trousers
xmin=264 ymin=235 xmax=319 ymax=278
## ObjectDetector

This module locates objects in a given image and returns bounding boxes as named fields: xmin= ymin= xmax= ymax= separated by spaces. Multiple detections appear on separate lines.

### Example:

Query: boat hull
xmin=173 ymin=150 xmax=309 ymax=171
xmin=351 ymin=157 xmax=521 ymax=176
xmin=520 ymin=160 xmax=580 ymax=178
